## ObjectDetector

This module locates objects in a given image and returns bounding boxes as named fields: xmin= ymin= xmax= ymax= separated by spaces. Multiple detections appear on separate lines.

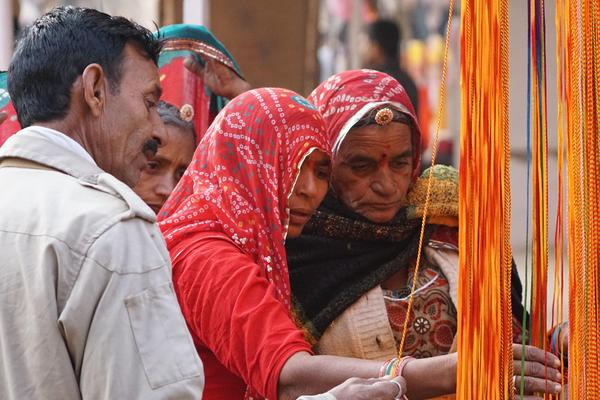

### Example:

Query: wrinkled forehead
xmin=330 ymin=101 xmax=414 ymax=156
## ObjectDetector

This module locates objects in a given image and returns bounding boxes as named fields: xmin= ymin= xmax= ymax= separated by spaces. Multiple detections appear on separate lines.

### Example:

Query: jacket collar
xmin=0 ymin=126 xmax=103 ymax=179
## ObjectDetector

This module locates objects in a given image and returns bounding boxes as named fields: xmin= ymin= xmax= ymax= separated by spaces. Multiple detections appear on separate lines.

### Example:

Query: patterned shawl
xmin=307 ymin=69 xmax=422 ymax=181
xmin=158 ymin=87 xmax=330 ymax=306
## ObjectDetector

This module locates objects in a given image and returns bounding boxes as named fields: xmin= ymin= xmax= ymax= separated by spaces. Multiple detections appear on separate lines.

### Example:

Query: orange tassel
xmin=456 ymin=0 xmax=514 ymax=398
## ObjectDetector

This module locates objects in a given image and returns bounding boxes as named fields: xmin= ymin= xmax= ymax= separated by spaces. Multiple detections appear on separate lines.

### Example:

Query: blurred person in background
xmin=361 ymin=19 xmax=419 ymax=118
xmin=156 ymin=24 xmax=250 ymax=141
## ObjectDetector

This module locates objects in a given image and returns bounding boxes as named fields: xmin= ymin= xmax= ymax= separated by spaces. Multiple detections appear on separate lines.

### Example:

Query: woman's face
xmin=331 ymin=122 xmax=413 ymax=223
xmin=133 ymin=124 xmax=196 ymax=214
xmin=287 ymin=149 xmax=331 ymax=238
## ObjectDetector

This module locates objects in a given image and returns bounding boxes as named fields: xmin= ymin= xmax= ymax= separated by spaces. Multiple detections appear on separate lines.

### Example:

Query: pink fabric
xmin=308 ymin=69 xmax=422 ymax=182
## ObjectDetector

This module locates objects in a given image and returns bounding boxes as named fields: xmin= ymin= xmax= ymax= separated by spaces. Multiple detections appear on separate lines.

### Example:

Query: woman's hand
xmin=328 ymin=376 xmax=407 ymax=400
xmin=184 ymin=56 xmax=251 ymax=100
xmin=513 ymin=343 xmax=563 ymax=398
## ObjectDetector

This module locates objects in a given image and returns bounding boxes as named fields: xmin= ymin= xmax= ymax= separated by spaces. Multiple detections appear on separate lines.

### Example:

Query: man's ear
xmin=81 ymin=64 xmax=107 ymax=118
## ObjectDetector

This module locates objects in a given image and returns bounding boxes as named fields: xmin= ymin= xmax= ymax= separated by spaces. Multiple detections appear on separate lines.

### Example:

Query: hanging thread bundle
xmin=397 ymin=0 xmax=598 ymax=398
xmin=560 ymin=0 xmax=600 ymax=398
xmin=456 ymin=0 xmax=514 ymax=398
xmin=527 ymin=0 xmax=550 ymax=354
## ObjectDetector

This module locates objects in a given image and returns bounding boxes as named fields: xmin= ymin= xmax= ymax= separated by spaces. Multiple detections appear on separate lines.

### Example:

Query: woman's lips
xmin=362 ymin=201 xmax=402 ymax=211
xmin=289 ymin=209 xmax=313 ymax=225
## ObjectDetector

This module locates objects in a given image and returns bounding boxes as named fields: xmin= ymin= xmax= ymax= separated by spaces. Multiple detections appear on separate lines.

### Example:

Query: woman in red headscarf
xmin=158 ymin=87 xmax=416 ymax=400
xmin=288 ymin=69 xmax=464 ymax=359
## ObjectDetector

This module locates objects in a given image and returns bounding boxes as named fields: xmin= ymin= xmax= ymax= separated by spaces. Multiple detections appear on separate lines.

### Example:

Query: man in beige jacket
xmin=0 ymin=7 xmax=203 ymax=399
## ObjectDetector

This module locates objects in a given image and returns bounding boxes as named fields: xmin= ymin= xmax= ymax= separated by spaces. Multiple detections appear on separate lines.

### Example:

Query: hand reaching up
xmin=184 ymin=56 xmax=251 ymax=100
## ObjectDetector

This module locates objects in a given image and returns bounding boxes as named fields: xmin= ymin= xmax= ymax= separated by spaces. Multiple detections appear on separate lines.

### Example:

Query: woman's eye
xmin=351 ymin=163 xmax=369 ymax=172
xmin=175 ymin=168 xmax=186 ymax=182
xmin=316 ymin=167 xmax=331 ymax=180
xmin=392 ymin=160 xmax=411 ymax=169
xmin=147 ymin=161 xmax=159 ymax=170
xmin=146 ymin=99 xmax=157 ymax=109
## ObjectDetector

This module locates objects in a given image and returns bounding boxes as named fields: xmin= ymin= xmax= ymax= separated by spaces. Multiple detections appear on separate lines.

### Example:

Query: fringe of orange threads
xmin=565 ymin=0 xmax=583 ymax=396
xmin=581 ymin=0 xmax=600 ymax=395
xmin=561 ymin=0 xmax=600 ymax=397
xmin=551 ymin=0 xmax=567 ymax=397
xmin=529 ymin=0 xmax=549 ymax=354
xmin=456 ymin=0 xmax=513 ymax=398
xmin=396 ymin=0 xmax=454 ymax=357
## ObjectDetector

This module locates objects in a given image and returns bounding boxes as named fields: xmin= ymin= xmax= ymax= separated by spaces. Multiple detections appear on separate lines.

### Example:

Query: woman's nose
xmin=370 ymin=167 xmax=396 ymax=196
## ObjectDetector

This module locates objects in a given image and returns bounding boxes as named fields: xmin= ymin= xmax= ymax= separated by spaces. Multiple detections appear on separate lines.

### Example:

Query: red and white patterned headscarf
xmin=308 ymin=69 xmax=422 ymax=182
xmin=158 ymin=87 xmax=330 ymax=305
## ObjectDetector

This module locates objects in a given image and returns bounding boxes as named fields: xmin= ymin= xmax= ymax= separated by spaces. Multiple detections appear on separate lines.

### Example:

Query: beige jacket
xmin=0 ymin=128 xmax=204 ymax=399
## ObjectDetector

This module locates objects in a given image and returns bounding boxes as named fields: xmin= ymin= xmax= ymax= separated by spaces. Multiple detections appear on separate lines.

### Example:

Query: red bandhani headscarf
xmin=158 ymin=87 xmax=330 ymax=305
xmin=308 ymin=69 xmax=422 ymax=182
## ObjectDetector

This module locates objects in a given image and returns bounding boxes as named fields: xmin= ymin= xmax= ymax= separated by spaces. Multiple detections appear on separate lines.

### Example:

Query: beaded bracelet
xmin=379 ymin=356 xmax=415 ymax=399
xmin=379 ymin=357 xmax=399 ymax=377
xmin=380 ymin=356 xmax=416 ymax=378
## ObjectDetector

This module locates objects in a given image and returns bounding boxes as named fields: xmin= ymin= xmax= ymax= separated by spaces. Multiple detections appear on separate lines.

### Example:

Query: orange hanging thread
xmin=528 ymin=0 xmax=550 ymax=353
xmin=551 ymin=0 xmax=567 ymax=396
xmin=456 ymin=0 xmax=514 ymax=398
xmin=562 ymin=0 xmax=600 ymax=398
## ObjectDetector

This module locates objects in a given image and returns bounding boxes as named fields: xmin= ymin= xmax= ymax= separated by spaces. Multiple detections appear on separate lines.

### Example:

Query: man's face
xmin=331 ymin=122 xmax=413 ymax=223
xmin=95 ymin=44 xmax=165 ymax=187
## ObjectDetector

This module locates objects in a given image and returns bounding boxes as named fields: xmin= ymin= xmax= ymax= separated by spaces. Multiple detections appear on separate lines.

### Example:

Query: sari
xmin=158 ymin=88 xmax=330 ymax=399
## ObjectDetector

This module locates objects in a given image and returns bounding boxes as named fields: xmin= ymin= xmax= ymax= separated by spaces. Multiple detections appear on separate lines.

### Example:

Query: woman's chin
xmin=358 ymin=207 xmax=400 ymax=224
xmin=286 ymin=224 xmax=304 ymax=238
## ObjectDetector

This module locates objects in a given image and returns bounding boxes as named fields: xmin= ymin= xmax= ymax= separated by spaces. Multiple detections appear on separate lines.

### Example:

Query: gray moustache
xmin=142 ymin=139 xmax=159 ymax=158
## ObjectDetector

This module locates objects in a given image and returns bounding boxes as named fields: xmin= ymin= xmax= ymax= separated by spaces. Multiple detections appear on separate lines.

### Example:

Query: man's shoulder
xmin=49 ymin=171 xmax=168 ymax=274
xmin=77 ymin=172 xmax=156 ymax=223
xmin=0 ymin=165 xmax=157 ymax=259
xmin=86 ymin=216 xmax=170 ymax=275
xmin=36 ymin=170 xmax=170 ymax=274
